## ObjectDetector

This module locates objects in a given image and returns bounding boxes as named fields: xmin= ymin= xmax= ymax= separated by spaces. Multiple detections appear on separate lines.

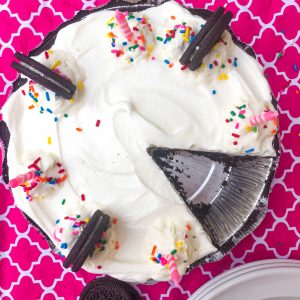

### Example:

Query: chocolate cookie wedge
xmin=12 ymin=52 xmax=76 ymax=99
xmin=180 ymin=7 xmax=232 ymax=71
xmin=63 ymin=210 xmax=110 ymax=272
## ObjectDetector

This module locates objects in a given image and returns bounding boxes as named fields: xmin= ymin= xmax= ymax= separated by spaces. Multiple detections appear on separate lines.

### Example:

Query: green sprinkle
xmin=64 ymin=113 xmax=68 ymax=118
xmin=238 ymin=104 xmax=246 ymax=109
xmin=229 ymin=118 xmax=233 ymax=122
xmin=238 ymin=114 xmax=245 ymax=119
xmin=230 ymin=111 xmax=236 ymax=116
xmin=156 ymin=37 xmax=163 ymax=41
xmin=182 ymin=22 xmax=186 ymax=25
xmin=252 ymin=126 xmax=257 ymax=133
xmin=76 ymin=215 xmax=81 ymax=219
xmin=102 ymin=240 xmax=107 ymax=244
xmin=277 ymin=51 xmax=283 ymax=59
xmin=170 ymin=249 xmax=177 ymax=255
xmin=127 ymin=14 xmax=135 ymax=20
xmin=129 ymin=44 xmax=139 ymax=51
xmin=61 ymin=199 xmax=66 ymax=205
xmin=221 ymin=64 xmax=225 ymax=68
xmin=108 ymin=23 xmax=114 ymax=29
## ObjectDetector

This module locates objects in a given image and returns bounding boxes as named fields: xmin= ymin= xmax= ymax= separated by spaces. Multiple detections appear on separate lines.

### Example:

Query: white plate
xmin=189 ymin=259 xmax=300 ymax=300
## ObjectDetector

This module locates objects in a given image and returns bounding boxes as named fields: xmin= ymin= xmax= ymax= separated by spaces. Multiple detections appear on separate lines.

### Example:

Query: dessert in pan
xmin=1 ymin=0 xmax=279 ymax=287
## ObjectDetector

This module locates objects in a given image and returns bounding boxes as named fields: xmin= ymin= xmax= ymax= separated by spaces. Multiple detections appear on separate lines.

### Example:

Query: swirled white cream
xmin=2 ymin=1 xmax=276 ymax=282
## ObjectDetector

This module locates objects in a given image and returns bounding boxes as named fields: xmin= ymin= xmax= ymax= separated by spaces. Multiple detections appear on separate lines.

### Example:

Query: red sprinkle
xmin=57 ymin=162 xmax=62 ymax=167
xmin=213 ymin=60 xmax=218 ymax=66
xmin=96 ymin=120 xmax=101 ymax=127
xmin=228 ymin=58 xmax=232 ymax=63
xmin=113 ymin=218 xmax=118 ymax=224
xmin=225 ymin=119 xmax=230 ymax=123
xmin=232 ymin=133 xmax=240 ymax=138
xmin=81 ymin=194 xmax=85 ymax=201
xmin=45 ymin=51 xmax=49 ymax=59
xmin=233 ymin=141 xmax=238 ymax=145
xmin=34 ymin=157 xmax=41 ymax=164
xmin=58 ymin=169 xmax=65 ymax=174
xmin=21 ymin=90 xmax=26 ymax=96
xmin=97 ymin=266 xmax=102 ymax=269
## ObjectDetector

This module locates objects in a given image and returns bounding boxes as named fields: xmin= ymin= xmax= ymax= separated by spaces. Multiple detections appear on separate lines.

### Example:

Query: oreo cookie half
xmin=80 ymin=278 xmax=140 ymax=300
xmin=63 ymin=210 xmax=110 ymax=272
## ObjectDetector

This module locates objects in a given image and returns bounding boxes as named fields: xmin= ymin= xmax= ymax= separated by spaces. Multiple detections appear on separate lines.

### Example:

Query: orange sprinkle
xmin=28 ymin=105 xmax=35 ymax=109
xmin=76 ymin=127 xmax=83 ymax=132
xmin=271 ymin=129 xmax=277 ymax=135
xmin=38 ymin=177 xmax=47 ymax=183
xmin=171 ymin=16 xmax=176 ymax=20
xmin=113 ymin=218 xmax=118 ymax=225
xmin=29 ymin=85 xmax=35 ymax=92
xmin=273 ymin=118 xmax=278 ymax=126
xmin=186 ymin=224 xmax=191 ymax=231
xmin=151 ymin=245 xmax=157 ymax=256
xmin=114 ymin=241 xmax=120 ymax=250
xmin=56 ymin=174 xmax=67 ymax=184
xmin=169 ymin=63 xmax=174 ymax=68
xmin=34 ymin=93 xmax=39 ymax=98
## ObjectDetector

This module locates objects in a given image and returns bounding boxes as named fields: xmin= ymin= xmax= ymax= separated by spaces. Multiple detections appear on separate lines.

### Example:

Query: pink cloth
xmin=0 ymin=0 xmax=300 ymax=299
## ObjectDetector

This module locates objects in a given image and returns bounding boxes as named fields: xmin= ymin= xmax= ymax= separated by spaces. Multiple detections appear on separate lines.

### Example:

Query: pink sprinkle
xmin=139 ymin=46 xmax=146 ymax=51
xmin=59 ymin=228 xmax=63 ymax=233
xmin=181 ymin=65 xmax=188 ymax=71
xmin=239 ymin=110 xmax=246 ymax=115
xmin=151 ymin=56 xmax=156 ymax=60
xmin=102 ymin=231 xmax=107 ymax=238
xmin=111 ymin=50 xmax=118 ymax=54
xmin=72 ymin=230 xmax=80 ymax=236
xmin=74 ymin=222 xmax=81 ymax=226
xmin=232 ymin=133 xmax=240 ymax=138
xmin=235 ymin=123 xmax=240 ymax=129
xmin=96 ymin=120 xmax=101 ymax=127
xmin=81 ymin=194 xmax=85 ymax=201
xmin=66 ymin=217 xmax=76 ymax=221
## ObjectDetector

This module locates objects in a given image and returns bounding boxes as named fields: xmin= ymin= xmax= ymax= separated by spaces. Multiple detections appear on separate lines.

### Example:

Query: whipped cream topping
xmin=3 ymin=1 xmax=276 ymax=282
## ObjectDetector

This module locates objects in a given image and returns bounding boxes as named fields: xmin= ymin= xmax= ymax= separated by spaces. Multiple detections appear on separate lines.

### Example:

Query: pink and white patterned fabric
xmin=0 ymin=0 xmax=300 ymax=299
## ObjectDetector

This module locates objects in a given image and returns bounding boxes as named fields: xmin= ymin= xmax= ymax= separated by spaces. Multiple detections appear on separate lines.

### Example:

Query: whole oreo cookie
xmin=80 ymin=278 xmax=140 ymax=300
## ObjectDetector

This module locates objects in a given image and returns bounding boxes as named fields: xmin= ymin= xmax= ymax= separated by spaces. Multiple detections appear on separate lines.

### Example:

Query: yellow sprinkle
xmin=51 ymin=60 xmax=61 ymax=70
xmin=77 ymin=80 xmax=83 ymax=91
xmin=69 ymin=98 xmax=75 ymax=103
xmin=245 ymin=125 xmax=252 ymax=132
xmin=84 ymin=218 xmax=90 ymax=223
xmin=182 ymin=27 xmax=190 ymax=43
xmin=216 ymin=53 xmax=221 ymax=58
xmin=107 ymin=16 xmax=114 ymax=25
xmin=200 ymin=63 xmax=205 ymax=69
xmin=107 ymin=32 xmax=115 ymax=38
xmin=218 ymin=72 xmax=228 ymax=80
xmin=48 ymin=50 xmax=53 ymax=54
xmin=147 ymin=44 xmax=154 ymax=58
xmin=47 ymin=136 xmax=52 ymax=144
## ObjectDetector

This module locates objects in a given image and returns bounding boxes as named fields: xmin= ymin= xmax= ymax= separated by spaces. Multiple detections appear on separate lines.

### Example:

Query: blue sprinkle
xmin=164 ymin=59 xmax=170 ymax=64
xmin=26 ymin=196 xmax=30 ymax=200
xmin=136 ymin=17 xmax=142 ymax=21
xmin=72 ymin=224 xmax=80 ymax=228
xmin=190 ymin=36 xmax=196 ymax=43
xmin=180 ymin=30 xmax=185 ymax=33
xmin=156 ymin=259 xmax=160 ymax=264
xmin=54 ymin=117 xmax=58 ymax=122
xmin=233 ymin=59 xmax=238 ymax=67
xmin=209 ymin=63 xmax=213 ymax=69
xmin=45 ymin=91 xmax=50 ymax=101
xmin=163 ymin=38 xmax=169 ymax=44
xmin=245 ymin=148 xmax=255 ymax=154
xmin=111 ymin=43 xmax=115 ymax=47
xmin=158 ymin=253 xmax=162 ymax=259
xmin=293 ymin=64 xmax=299 ymax=72
xmin=122 ymin=41 xmax=128 ymax=46
xmin=212 ymin=90 xmax=217 ymax=95
xmin=47 ymin=108 xmax=53 ymax=114
xmin=40 ymin=106 xmax=44 ymax=111
xmin=56 ymin=219 xmax=60 ymax=224
xmin=130 ymin=57 xmax=134 ymax=62
xmin=29 ymin=93 xmax=38 ymax=102
xmin=201 ymin=24 xmax=205 ymax=28
xmin=61 ymin=243 xmax=68 ymax=249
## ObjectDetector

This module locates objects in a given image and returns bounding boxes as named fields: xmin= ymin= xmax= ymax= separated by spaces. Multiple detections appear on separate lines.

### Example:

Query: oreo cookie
xmin=180 ymin=6 xmax=232 ymax=71
xmin=63 ymin=210 xmax=110 ymax=272
xmin=80 ymin=277 xmax=140 ymax=300
xmin=12 ymin=52 xmax=76 ymax=99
